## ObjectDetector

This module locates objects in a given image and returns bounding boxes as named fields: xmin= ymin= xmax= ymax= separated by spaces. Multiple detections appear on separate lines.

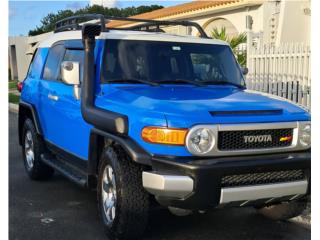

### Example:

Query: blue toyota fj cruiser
xmin=18 ymin=15 xmax=311 ymax=239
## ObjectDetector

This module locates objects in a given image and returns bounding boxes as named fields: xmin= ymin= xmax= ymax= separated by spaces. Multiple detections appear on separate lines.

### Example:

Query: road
xmin=9 ymin=111 xmax=310 ymax=240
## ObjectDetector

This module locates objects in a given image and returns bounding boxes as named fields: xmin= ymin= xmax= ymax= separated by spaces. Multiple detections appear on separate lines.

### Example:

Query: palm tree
xmin=211 ymin=27 xmax=247 ymax=66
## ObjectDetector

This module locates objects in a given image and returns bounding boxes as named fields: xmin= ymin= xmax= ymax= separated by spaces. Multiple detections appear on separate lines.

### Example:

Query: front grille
xmin=218 ymin=128 xmax=293 ymax=151
xmin=221 ymin=170 xmax=306 ymax=188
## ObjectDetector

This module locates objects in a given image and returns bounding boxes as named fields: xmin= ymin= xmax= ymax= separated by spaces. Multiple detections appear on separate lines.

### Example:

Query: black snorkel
xmin=81 ymin=24 xmax=128 ymax=135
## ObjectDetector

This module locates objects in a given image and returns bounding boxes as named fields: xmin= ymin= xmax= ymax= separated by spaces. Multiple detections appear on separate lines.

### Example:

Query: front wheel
xmin=22 ymin=118 xmax=54 ymax=180
xmin=97 ymin=145 xmax=150 ymax=240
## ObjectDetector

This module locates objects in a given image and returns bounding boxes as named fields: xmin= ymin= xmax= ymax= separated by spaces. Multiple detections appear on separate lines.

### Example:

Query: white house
xmin=108 ymin=0 xmax=310 ymax=46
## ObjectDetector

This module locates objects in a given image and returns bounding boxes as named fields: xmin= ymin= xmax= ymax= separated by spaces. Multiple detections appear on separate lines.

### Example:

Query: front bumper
xmin=143 ymin=151 xmax=310 ymax=210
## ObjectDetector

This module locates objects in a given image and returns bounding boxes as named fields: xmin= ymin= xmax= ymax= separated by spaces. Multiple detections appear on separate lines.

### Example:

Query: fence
xmin=246 ymin=43 xmax=311 ymax=110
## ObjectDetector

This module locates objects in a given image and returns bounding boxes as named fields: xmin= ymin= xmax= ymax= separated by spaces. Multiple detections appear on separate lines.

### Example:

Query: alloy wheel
xmin=102 ymin=165 xmax=117 ymax=225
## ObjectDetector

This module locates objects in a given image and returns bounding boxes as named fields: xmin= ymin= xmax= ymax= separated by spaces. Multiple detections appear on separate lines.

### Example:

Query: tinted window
xmin=43 ymin=44 xmax=65 ymax=80
xmin=101 ymin=40 xmax=244 ymax=86
xmin=63 ymin=49 xmax=84 ymax=82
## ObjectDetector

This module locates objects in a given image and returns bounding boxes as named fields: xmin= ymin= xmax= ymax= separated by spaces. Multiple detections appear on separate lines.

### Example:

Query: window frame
xmin=41 ymin=42 xmax=66 ymax=82
xmin=100 ymin=39 xmax=245 ymax=86
xmin=25 ymin=48 xmax=38 ymax=79
xmin=41 ymin=40 xmax=84 ymax=83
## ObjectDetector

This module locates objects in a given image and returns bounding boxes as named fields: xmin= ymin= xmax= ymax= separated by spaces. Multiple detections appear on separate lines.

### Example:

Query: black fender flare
xmin=87 ymin=128 xmax=151 ymax=175
xmin=18 ymin=101 xmax=43 ymax=145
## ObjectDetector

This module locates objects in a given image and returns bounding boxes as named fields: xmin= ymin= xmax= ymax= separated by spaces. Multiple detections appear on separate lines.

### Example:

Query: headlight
xmin=186 ymin=127 xmax=215 ymax=155
xmin=141 ymin=127 xmax=188 ymax=145
xmin=299 ymin=123 xmax=311 ymax=147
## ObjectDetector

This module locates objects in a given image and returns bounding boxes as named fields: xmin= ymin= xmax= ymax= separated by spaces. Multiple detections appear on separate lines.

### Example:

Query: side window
xmin=26 ymin=49 xmax=38 ymax=78
xmin=63 ymin=49 xmax=84 ymax=82
xmin=42 ymin=44 xmax=65 ymax=80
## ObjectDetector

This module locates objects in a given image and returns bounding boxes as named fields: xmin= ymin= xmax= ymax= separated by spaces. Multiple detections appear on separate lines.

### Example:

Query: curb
xmin=9 ymin=103 xmax=19 ymax=113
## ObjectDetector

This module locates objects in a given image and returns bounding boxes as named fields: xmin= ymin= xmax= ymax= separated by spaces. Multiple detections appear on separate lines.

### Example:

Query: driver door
xmin=37 ymin=41 xmax=91 ymax=160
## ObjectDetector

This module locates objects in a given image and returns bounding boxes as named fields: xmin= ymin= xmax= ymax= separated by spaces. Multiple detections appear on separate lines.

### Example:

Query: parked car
xmin=18 ymin=15 xmax=310 ymax=240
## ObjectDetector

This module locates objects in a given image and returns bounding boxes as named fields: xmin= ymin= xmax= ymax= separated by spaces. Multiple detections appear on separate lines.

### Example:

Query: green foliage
xmin=236 ymin=52 xmax=247 ymax=67
xmin=9 ymin=93 xmax=20 ymax=104
xmin=8 ymin=81 xmax=18 ymax=90
xmin=211 ymin=27 xmax=247 ymax=66
xmin=28 ymin=4 xmax=163 ymax=36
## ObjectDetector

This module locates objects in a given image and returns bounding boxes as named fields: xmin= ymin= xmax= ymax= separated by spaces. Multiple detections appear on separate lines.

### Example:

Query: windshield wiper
xmin=105 ymin=78 xmax=159 ymax=86
xmin=200 ymin=80 xmax=245 ymax=89
xmin=158 ymin=79 xmax=204 ymax=86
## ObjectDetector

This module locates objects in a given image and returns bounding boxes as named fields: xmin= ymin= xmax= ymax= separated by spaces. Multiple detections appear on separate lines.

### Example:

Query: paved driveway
xmin=9 ymin=111 xmax=310 ymax=240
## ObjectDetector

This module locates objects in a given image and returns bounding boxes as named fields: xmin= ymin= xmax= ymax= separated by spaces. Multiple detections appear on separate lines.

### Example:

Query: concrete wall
xmin=159 ymin=3 xmax=266 ymax=39
xmin=190 ymin=5 xmax=262 ymax=35
xmin=183 ymin=2 xmax=282 ymax=45
xmin=276 ymin=0 xmax=310 ymax=46
xmin=8 ymin=36 xmax=29 ymax=81
xmin=8 ymin=32 xmax=52 ymax=81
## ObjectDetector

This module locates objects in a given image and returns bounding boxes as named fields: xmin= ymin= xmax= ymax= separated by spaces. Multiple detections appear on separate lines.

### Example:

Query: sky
xmin=9 ymin=0 xmax=189 ymax=36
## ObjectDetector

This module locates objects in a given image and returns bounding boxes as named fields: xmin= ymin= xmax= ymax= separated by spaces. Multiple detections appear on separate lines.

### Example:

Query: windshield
xmin=101 ymin=40 xmax=245 ymax=86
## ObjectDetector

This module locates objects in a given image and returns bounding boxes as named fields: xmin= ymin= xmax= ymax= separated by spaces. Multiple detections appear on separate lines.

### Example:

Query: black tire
xmin=97 ymin=145 xmax=150 ymax=240
xmin=257 ymin=200 xmax=307 ymax=221
xmin=22 ymin=118 xmax=54 ymax=180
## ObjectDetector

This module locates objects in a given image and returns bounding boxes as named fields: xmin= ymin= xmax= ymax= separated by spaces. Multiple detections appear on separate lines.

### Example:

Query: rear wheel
xmin=22 ymin=118 xmax=54 ymax=180
xmin=97 ymin=145 xmax=150 ymax=240
xmin=257 ymin=200 xmax=308 ymax=221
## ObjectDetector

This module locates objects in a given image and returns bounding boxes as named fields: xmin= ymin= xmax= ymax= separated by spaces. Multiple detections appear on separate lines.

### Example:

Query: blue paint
xmin=97 ymin=83 xmax=310 ymax=156
xmin=21 ymin=47 xmax=93 ymax=159
xmin=21 ymin=39 xmax=311 ymax=160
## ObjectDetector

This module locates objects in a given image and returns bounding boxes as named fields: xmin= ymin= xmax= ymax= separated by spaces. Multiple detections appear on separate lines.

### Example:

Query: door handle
xmin=48 ymin=94 xmax=59 ymax=101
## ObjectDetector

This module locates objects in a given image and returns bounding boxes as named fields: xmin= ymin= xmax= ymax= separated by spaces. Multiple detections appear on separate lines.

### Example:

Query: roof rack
xmin=54 ymin=14 xmax=209 ymax=38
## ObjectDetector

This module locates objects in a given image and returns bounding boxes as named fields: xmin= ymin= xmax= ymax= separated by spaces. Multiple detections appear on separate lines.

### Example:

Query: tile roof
xmin=107 ymin=0 xmax=242 ymax=28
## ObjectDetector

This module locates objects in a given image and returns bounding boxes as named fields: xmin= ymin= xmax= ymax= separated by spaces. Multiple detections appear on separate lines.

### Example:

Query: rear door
xmin=38 ymin=41 xmax=92 ymax=160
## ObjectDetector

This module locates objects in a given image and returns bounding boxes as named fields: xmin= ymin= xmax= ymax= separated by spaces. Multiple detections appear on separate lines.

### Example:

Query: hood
xmin=101 ymin=84 xmax=310 ymax=128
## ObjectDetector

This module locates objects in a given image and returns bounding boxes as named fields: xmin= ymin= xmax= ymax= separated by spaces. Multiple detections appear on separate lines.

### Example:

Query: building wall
xmin=155 ymin=0 xmax=310 ymax=46
xmin=8 ymin=36 xmax=29 ymax=81
xmin=190 ymin=6 xmax=262 ymax=35
xmin=8 ymin=32 xmax=52 ymax=81
xmin=276 ymin=0 xmax=310 ymax=46
xmin=157 ymin=3 xmax=265 ymax=39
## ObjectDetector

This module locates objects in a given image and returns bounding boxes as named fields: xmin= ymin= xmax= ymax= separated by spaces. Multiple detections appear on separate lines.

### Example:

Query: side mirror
xmin=241 ymin=67 xmax=249 ymax=75
xmin=61 ymin=61 xmax=81 ymax=100
xmin=61 ymin=61 xmax=80 ymax=85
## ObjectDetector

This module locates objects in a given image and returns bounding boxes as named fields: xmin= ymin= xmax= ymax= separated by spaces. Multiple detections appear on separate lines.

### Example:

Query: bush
xmin=211 ymin=27 xmax=247 ymax=66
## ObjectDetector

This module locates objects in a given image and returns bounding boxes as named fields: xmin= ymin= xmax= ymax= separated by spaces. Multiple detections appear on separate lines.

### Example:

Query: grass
xmin=9 ymin=93 xmax=20 ymax=104
xmin=9 ymin=81 xmax=18 ymax=90
xmin=8 ymin=81 xmax=20 ymax=105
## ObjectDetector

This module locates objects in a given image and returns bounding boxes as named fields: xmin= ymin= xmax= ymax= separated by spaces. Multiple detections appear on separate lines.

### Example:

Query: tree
xmin=28 ymin=4 xmax=163 ymax=36
xmin=211 ymin=27 xmax=247 ymax=66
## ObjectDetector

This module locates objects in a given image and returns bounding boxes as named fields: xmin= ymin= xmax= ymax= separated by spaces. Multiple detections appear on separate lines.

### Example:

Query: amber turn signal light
xmin=141 ymin=127 xmax=188 ymax=145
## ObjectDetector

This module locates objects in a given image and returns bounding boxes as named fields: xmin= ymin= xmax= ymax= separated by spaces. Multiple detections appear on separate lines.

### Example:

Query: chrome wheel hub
xmin=24 ymin=131 xmax=34 ymax=169
xmin=102 ymin=165 xmax=117 ymax=225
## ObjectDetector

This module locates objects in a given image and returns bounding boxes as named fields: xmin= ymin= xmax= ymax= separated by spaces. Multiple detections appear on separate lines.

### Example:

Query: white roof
xmin=38 ymin=30 xmax=229 ymax=48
